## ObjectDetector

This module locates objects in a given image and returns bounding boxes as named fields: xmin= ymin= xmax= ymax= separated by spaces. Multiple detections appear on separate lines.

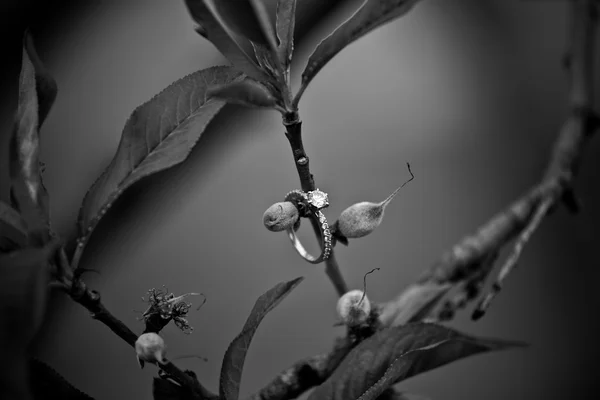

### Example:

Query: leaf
xmin=298 ymin=0 xmax=421 ymax=102
xmin=252 ymin=42 xmax=279 ymax=79
xmin=22 ymin=32 xmax=58 ymax=130
xmin=212 ymin=0 xmax=278 ymax=51
xmin=208 ymin=78 xmax=280 ymax=110
xmin=9 ymin=32 xmax=57 ymax=244
xmin=276 ymin=0 xmax=297 ymax=69
xmin=0 ymin=241 xmax=60 ymax=400
xmin=307 ymin=322 xmax=527 ymax=400
xmin=184 ymin=0 xmax=270 ymax=82
xmin=219 ymin=277 xmax=304 ymax=400
xmin=0 ymin=200 xmax=28 ymax=251
xmin=29 ymin=358 xmax=95 ymax=400
xmin=76 ymin=66 xmax=244 ymax=247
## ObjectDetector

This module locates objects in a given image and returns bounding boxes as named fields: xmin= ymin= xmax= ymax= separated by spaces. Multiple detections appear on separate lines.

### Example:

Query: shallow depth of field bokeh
xmin=1 ymin=1 xmax=599 ymax=399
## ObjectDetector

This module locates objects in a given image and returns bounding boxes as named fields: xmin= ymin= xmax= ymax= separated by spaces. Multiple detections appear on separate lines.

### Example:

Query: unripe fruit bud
xmin=337 ymin=164 xmax=414 ymax=239
xmin=337 ymin=201 xmax=385 ymax=238
xmin=263 ymin=201 xmax=299 ymax=232
xmin=337 ymin=290 xmax=371 ymax=327
xmin=135 ymin=332 xmax=166 ymax=369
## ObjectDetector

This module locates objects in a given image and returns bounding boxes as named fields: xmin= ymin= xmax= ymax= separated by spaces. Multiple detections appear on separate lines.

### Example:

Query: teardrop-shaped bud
xmin=135 ymin=332 xmax=166 ymax=369
xmin=337 ymin=201 xmax=385 ymax=239
xmin=337 ymin=165 xmax=414 ymax=239
xmin=263 ymin=201 xmax=299 ymax=232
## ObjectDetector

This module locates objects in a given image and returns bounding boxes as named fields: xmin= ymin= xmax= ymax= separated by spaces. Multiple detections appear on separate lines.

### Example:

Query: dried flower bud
xmin=337 ymin=165 xmax=414 ymax=239
xmin=337 ymin=290 xmax=371 ymax=327
xmin=263 ymin=201 xmax=299 ymax=232
xmin=135 ymin=332 xmax=166 ymax=369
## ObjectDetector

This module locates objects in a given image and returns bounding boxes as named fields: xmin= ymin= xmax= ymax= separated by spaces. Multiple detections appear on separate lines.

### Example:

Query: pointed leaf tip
xmin=219 ymin=277 xmax=303 ymax=400
xmin=276 ymin=0 xmax=297 ymax=69
xmin=213 ymin=0 xmax=278 ymax=50
xmin=297 ymin=0 xmax=422 ymax=104
xmin=9 ymin=32 xmax=57 ymax=244
xmin=23 ymin=30 xmax=58 ymax=129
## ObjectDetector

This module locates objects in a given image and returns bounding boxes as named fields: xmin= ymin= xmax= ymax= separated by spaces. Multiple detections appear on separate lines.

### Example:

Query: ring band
xmin=284 ymin=189 xmax=332 ymax=264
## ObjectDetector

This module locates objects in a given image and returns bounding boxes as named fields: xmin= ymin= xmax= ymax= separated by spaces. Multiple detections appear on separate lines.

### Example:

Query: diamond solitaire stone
xmin=307 ymin=189 xmax=329 ymax=209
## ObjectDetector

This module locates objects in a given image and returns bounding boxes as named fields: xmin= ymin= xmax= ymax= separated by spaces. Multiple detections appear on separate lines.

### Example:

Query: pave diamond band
xmin=284 ymin=189 xmax=332 ymax=264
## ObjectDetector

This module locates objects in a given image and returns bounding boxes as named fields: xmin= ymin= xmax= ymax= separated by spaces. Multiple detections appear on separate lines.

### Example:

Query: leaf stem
xmin=283 ymin=111 xmax=348 ymax=296
xmin=291 ymin=80 xmax=308 ymax=110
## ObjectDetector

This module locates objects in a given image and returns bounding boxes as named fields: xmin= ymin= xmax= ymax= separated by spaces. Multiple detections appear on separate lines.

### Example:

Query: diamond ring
xmin=284 ymin=189 xmax=332 ymax=264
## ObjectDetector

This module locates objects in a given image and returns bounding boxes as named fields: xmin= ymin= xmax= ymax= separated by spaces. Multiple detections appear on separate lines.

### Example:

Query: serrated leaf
xmin=29 ymin=358 xmax=95 ymax=400
xmin=76 ymin=66 xmax=243 ymax=247
xmin=0 ymin=200 xmax=28 ymax=251
xmin=212 ymin=0 xmax=278 ymax=51
xmin=219 ymin=277 xmax=304 ymax=400
xmin=307 ymin=322 xmax=527 ymax=400
xmin=298 ymin=0 xmax=421 ymax=103
xmin=276 ymin=0 xmax=297 ymax=69
xmin=184 ymin=0 xmax=270 ymax=82
xmin=9 ymin=32 xmax=57 ymax=245
xmin=0 ymin=241 xmax=60 ymax=400
xmin=208 ymin=78 xmax=280 ymax=110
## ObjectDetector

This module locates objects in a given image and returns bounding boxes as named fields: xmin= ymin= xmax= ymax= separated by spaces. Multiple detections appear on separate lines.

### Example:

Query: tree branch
xmin=380 ymin=0 xmax=598 ymax=325
xmin=283 ymin=111 xmax=348 ymax=297
xmin=249 ymin=1 xmax=599 ymax=399
xmin=473 ymin=196 xmax=553 ymax=319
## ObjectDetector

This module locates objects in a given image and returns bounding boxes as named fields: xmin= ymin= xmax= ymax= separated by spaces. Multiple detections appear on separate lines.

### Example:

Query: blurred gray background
xmin=1 ymin=0 xmax=600 ymax=399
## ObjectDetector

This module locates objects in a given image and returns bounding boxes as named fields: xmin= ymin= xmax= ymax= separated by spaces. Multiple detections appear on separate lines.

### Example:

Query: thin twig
xmin=283 ymin=111 xmax=348 ymax=296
